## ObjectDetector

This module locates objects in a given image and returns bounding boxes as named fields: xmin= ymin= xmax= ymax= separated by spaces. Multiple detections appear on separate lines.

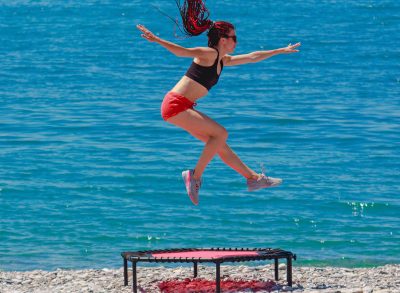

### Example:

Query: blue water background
xmin=0 ymin=0 xmax=399 ymax=271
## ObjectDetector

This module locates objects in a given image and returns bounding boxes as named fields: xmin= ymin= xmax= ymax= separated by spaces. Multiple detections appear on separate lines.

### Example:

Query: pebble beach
xmin=1 ymin=264 xmax=399 ymax=293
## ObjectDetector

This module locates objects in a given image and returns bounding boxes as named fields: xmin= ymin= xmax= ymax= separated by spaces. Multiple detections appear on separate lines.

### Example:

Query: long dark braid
xmin=175 ymin=0 xmax=213 ymax=36
xmin=153 ymin=0 xmax=234 ymax=48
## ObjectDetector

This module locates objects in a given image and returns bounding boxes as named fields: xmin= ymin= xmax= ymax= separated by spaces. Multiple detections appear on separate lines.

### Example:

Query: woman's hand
xmin=136 ymin=24 xmax=159 ymax=42
xmin=280 ymin=42 xmax=301 ymax=54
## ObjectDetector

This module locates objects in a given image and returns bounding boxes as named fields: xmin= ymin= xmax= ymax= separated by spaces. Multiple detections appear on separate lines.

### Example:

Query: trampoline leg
xmin=215 ymin=262 xmax=221 ymax=293
xmin=216 ymin=262 xmax=221 ymax=293
xmin=287 ymin=257 xmax=293 ymax=287
xmin=193 ymin=262 xmax=198 ymax=278
xmin=132 ymin=261 xmax=137 ymax=293
xmin=123 ymin=258 xmax=128 ymax=286
xmin=274 ymin=258 xmax=279 ymax=281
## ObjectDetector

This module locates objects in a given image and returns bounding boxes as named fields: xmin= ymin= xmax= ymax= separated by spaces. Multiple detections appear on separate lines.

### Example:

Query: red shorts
xmin=161 ymin=92 xmax=196 ymax=121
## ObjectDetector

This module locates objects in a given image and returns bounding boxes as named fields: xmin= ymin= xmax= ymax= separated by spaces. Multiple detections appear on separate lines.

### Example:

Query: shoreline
xmin=1 ymin=264 xmax=399 ymax=292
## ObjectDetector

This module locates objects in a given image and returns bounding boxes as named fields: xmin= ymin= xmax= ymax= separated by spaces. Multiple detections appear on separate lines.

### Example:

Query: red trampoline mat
xmin=159 ymin=278 xmax=277 ymax=293
xmin=151 ymin=250 xmax=260 ymax=259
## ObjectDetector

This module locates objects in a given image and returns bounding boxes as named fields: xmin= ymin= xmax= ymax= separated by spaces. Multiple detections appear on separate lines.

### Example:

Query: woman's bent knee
xmin=213 ymin=127 xmax=228 ymax=142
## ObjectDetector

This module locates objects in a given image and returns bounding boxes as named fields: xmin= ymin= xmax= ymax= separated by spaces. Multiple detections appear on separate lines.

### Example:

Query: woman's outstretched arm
xmin=136 ymin=24 xmax=215 ymax=59
xmin=224 ymin=42 xmax=301 ymax=66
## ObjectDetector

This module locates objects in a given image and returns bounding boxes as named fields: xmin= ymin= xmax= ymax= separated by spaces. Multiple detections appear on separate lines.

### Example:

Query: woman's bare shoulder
xmin=190 ymin=47 xmax=218 ymax=61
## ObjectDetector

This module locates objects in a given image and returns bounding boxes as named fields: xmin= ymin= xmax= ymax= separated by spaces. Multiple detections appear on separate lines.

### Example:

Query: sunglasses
xmin=223 ymin=35 xmax=237 ymax=43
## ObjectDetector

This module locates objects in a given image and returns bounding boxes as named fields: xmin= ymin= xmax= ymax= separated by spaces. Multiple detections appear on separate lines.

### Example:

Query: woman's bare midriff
xmin=170 ymin=76 xmax=209 ymax=102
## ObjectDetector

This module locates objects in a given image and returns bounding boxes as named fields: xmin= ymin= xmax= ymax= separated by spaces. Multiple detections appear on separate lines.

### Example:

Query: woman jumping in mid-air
xmin=137 ymin=0 xmax=300 ymax=205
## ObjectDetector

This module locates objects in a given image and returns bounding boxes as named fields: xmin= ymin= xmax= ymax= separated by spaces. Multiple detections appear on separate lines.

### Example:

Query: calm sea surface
xmin=1 ymin=0 xmax=399 ymax=271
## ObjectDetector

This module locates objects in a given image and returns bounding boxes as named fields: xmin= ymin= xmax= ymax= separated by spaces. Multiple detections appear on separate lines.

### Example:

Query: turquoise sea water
xmin=0 ymin=1 xmax=399 ymax=271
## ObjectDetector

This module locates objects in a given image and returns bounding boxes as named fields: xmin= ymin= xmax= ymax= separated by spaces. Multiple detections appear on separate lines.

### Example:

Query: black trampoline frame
xmin=121 ymin=247 xmax=296 ymax=293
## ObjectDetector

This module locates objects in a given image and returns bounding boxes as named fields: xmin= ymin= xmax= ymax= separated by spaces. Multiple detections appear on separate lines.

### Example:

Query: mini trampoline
xmin=121 ymin=247 xmax=296 ymax=293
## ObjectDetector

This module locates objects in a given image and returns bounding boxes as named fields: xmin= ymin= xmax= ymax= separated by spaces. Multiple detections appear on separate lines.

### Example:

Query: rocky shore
xmin=1 ymin=264 xmax=399 ymax=292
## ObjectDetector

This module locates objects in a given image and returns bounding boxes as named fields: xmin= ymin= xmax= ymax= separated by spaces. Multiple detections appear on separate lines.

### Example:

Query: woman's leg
xmin=179 ymin=128 xmax=257 ymax=178
xmin=167 ymin=109 xmax=258 ymax=179
xmin=167 ymin=109 xmax=228 ymax=180
xmin=218 ymin=144 xmax=259 ymax=179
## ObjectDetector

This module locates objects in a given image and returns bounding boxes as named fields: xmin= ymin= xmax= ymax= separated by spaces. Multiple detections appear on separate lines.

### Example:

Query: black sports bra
xmin=184 ymin=48 xmax=223 ymax=91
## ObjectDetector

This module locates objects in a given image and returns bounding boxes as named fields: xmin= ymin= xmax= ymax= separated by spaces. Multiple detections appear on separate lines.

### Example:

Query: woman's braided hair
xmin=175 ymin=0 xmax=234 ymax=48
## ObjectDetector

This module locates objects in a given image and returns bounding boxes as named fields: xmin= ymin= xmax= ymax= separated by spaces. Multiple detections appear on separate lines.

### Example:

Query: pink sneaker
xmin=182 ymin=170 xmax=202 ymax=205
xmin=247 ymin=173 xmax=282 ymax=191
